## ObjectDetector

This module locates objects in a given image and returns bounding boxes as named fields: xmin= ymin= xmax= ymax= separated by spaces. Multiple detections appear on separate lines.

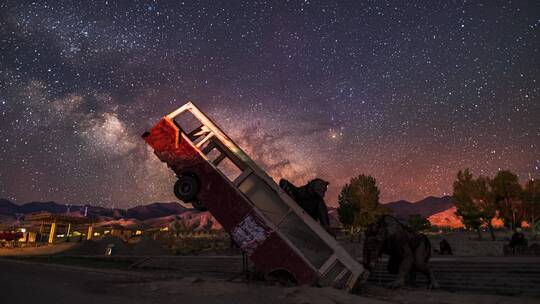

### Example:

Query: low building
xmin=24 ymin=212 xmax=95 ymax=244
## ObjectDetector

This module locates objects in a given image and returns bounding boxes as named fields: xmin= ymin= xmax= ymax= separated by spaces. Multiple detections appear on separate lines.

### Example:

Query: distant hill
xmin=427 ymin=206 xmax=463 ymax=228
xmin=94 ymin=211 xmax=222 ymax=232
xmin=0 ymin=199 xmax=220 ymax=232
xmin=0 ymin=199 xmax=19 ymax=215
xmin=19 ymin=201 xmax=68 ymax=214
xmin=384 ymin=196 xmax=453 ymax=221
xmin=0 ymin=199 xmax=188 ymax=221
xmin=310 ymin=196 xmax=453 ymax=228
xmin=127 ymin=202 xmax=187 ymax=220
xmin=1 ymin=196 xmax=454 ymax=230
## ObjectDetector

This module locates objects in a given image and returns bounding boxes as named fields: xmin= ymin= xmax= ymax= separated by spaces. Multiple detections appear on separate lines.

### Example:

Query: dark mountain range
xmin=0 ymin=199 xmax=19 ymax=215
xmin=0 ymin=199 xmax=188 ymax=221
xmin=1 ymin=196 xmax=453 ymax=223
xmin=384 ymin=195 xmax=453 ymax=221
xmin=19 ymin=201 xmax=68 ymax=214
xmin=126 ymin=202 xmax=187 ymax=220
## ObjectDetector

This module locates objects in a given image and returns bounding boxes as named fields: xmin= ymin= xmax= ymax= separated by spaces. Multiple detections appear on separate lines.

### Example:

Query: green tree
xmin=490 ymin=170 xmax=523 ymax=229
xmin=407 ymin=214 xmax=431 ymax=231
xmin=337 ymin=201 xmax=355 ymax=230
xmin=453 ymin=169 xmax=501 ymax=240
xmin=522 ymin=180 xmax=540 ymax=235
xmin=453 ymin=169 xmax=485 ymax=239
xmin=337 ymin=174 xmax=387 ymax=233
xmin=474 ymin=176 xmax=497 ymax=240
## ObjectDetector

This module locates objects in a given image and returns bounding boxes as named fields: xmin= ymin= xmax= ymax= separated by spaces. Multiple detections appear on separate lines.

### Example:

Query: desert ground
xmin=3 ymin=229 xmax=536 ymax=258
xmin=1 ymin=229 xmax=539 ymax=304
xmin=1 ymin=258 xmax=538 ymax=304
xmin=0 ymin=242 xmax=77 ymax=256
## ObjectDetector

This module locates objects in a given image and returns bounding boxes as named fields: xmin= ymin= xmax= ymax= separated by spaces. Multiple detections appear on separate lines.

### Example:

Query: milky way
xmin=1 ymin=1 xmax=539 ymax=207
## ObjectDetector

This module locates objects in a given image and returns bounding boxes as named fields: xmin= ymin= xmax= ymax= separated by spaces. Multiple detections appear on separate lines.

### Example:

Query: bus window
xmin=216 ymin=156 xmax=242 ymax=182
xmin=174 ymin=111 xmax=203 ymax=137
xmin=239 ymin=174 xmax=290 ymax=224
xmin=278 ymin=212 xmax=333 ymax=268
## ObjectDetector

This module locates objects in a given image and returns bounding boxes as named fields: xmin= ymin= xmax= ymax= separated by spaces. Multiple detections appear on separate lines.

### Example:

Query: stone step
xmin=137 ymin=256 xmax=540 ymax=296
xmin=369 ymin=278 xmax=540 ymax=290
xmin=368 ymin=279 xmax=540 ymax=288
xmin=429 ymin=264 xmax=540 ymax=268
xmin=372 ymin=285 xmax=539 ymax=295
xmin=369 ymin=273 xmax=540 ymax=280
xmin=369 ymin=278 xmax=540 ymax=287
xmin=368 ymin=279 xmax=539 ymax=289
xmin=429 ymin=265 xmax=540 ymax=269
xmin=371 ymin=272 xmax=540 ymax=277
xmin=409 ymin=263 xmax=540 ymax=267
xmin=371 ymin=272 xmax=540 ymax=278
xmin=371 ymin=267 xmax=540 ymax=272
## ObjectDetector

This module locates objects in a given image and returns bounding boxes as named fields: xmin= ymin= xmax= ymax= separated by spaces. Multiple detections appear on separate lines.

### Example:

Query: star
xmin=0 ymin=0 xmax=538 ymax=207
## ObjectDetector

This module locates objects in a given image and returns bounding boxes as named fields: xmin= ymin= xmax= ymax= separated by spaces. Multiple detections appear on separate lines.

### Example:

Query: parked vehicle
xmin=0 ymin=231 xmax=23 ymax=241
xmin=142 ymin=102 xmax=368 ymax=291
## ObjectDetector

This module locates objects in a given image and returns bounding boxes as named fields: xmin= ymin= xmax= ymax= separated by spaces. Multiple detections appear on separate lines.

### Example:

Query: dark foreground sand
xmin=0 ymin=258 xmax=537 ymax=304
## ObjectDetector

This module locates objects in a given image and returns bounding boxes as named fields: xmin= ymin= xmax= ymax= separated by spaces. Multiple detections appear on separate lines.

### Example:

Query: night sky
xmin=1 ymin=1 xmax=539 ymax=208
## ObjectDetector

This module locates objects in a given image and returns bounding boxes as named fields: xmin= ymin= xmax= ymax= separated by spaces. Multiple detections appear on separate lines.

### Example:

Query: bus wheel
xmin=192 ymin=200 xmax=207 ymax=212
xmin=174 ymin=174 xmax=200 ymax=202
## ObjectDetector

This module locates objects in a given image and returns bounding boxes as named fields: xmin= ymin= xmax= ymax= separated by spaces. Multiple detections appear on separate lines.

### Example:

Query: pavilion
xmin=24 ymin=212 xmax=95 ymax=244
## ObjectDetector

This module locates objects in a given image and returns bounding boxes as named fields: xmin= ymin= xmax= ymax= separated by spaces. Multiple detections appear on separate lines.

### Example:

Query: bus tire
xmin=174 ymin=174 xmax=200 ymax=202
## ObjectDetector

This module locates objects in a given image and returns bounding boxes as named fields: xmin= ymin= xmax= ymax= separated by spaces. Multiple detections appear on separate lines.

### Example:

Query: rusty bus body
xmin=142 ymin=102 xmax=368 ymax=291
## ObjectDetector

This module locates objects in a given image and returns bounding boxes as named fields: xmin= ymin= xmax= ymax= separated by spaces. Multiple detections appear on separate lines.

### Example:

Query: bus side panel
xmin=143 ymin=117 xmax=179 ymax=151
xmin=144 ymin=117 xmax=319 ymax=284
xmin=192 ymin=161 xmax=254 ymax=231
xmin=144 ymin=118 xmax=254 ymax=231
xmin=251 ymin=233 xmax=319 ymax=285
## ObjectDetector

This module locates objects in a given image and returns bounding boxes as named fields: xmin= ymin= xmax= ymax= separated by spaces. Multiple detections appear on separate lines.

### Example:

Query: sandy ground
xmin=0 ymin=258 xmax=537 ymax=304
xmin=0 ymin=242 xmax=76 ymax=256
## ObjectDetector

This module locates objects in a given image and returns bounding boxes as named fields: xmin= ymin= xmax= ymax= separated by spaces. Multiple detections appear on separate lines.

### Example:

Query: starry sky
xmin=1 ymin=1 xmax=539 ymax=208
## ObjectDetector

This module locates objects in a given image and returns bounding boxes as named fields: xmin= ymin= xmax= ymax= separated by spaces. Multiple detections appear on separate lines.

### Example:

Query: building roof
xmin=24 ymin=212 xmax=94 ymax=224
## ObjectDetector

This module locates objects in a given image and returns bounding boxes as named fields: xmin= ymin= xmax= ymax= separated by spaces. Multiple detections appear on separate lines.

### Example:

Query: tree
xmin=522 ymin=180 xmax=540 ymax=235
xmin=407 ymin=214 xmax=431 ymax=231
xmin=453 ymin=169 xmax=506 ymax=240
xmin=490 ymin=170 xmax=523 ymax=229
xmin=337 ymin=174 xmax=387 ymax=233
xmin=453 ymin=169 xmax=484 ymax=239
xmin=337 ymin=201 xmax=355 ymax=231
xmin=473 ymin=176 xmax=497 ymax=240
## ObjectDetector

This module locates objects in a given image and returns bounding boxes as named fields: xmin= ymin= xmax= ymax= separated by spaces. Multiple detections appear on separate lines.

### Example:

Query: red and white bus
xmin=142 ymin=102 xmax=368 ymax=291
